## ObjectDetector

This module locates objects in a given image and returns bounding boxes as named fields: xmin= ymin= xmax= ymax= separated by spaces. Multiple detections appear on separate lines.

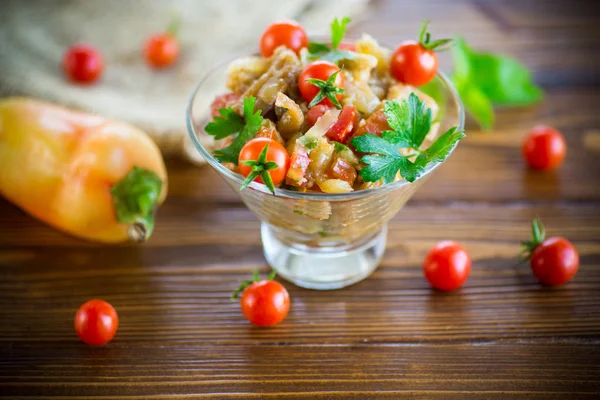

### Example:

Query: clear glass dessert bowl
xmin=186 ymin=49 xmax=464 ymax=290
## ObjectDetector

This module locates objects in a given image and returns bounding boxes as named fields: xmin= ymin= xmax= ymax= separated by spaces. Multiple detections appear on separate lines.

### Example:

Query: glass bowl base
xmin=261 ymin=223 xmax=387 ymax=290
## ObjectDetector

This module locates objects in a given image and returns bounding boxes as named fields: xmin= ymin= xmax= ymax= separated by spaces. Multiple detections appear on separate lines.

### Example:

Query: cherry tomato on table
xmin=74 ymin=299 xmax=119 ymax=346
xmin=232 ymin=271 xmax=290 ymax=327
xmin=63 ymin=44 xmax=104 ymax=84
xmin=522 ymin=125 xmax=566 ymax=171
xmin=390 ymin=21 xmax=452 ymax=86
xmin=239 ymin=138 xmax=290 ymax=192
xmin=144 ymin=33 xmax=180 ymax=69
xmin=423 ymin=241 xmax=472 ymax=291
xmin=260 ymin=20 xmax=308 ymax=57
xmin=298 ymin=61 xmax=345 ymax=108
xmin=521 ymin=218 xmax=578 ymax=285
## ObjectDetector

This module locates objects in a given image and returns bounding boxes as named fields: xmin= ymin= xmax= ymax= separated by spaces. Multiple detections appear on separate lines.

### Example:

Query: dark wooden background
xmin=1 ymin=0 xmax=600 ymax=398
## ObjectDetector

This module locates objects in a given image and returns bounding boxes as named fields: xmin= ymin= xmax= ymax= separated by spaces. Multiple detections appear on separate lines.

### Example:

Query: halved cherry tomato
xmin=306 ymin=104 xmax=331 ymax=127
xmin=210 ymin=93 xmax=241 ymax=118
xmin=390 ymin=41 xmax=437 ymax=87
xmin=63 ymin=44 xmax=104 ymax=84
xmin=144 ymin=33 xmax=180 ymax=69
xmin=522 ymin=125 xmax=566 ymax=171
xmin=240 ymin=280 xmax=290 ymax=327
xmin=530 ymin=237 xmax=579 ymax=285
xmin=423 ymin=241 xmax=471 ymax=291
xmin=326 ymin=105 xmax=357 ymax=143
xmin=239 ymin=138 xmax=290 ymax=186
xmin=74 ymin=299 xmax=119 ymax=346
xmin=260 ymin=20 xmax=308 ymax=57
xmin=298 ymin=61 xmax=344 ymax=108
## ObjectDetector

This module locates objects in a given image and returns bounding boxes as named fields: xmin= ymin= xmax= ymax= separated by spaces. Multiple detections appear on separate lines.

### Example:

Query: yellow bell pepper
xmin=0 ymin=97 xmax=167 ymax=243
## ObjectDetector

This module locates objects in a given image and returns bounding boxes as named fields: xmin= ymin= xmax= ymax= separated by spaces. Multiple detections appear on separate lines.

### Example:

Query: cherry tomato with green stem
xmin=260 ymin=20 xmax=308 ymax=57
xmin=232 ymin=270 xmax=290 ymax=327
xmin=63 ymin=44 xmax=104 ymax=84
xmin=298 ymin=61 xmax=345 ymax=108
xmin=239 ymin=138 xmax=290 ymax=193
xmin=520 ymin=218 xmax=578 ymax=285
xmin=390 ymin=21 xmax=452 ymax=86
xmin=522 ymin=125 xmax=566 ymax=170
xmin=144 ymin=32 xmax=180 ymax=69
xmin=74 ymin=299 xmax=119 ymax=346
xmin=423 ymin=241 xmax=471 ymax=291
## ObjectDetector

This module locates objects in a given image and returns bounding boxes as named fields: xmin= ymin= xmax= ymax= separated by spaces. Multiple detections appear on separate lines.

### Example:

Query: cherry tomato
xmin=74 ymin=299 xmax=119 ymax=346
xmin=210 ymin=92 xmax=241 ymax=118
xmin=63 ymin=44 xmax=104 ymax=84
xmin=239 ymin=138 xmax=290 ymax=186
xmin=241 ymin=280 xmax=290 ymax=327
xmin=260 ymin=20 xmax=308 ymax=57
xmin=326 ymin=105 xmax=357 ymax=142
xmin=390 ymin=41 xmax=437 ymax=86
xmin=423 ymin=241 xmax=471 ymax=291
xmin=144 ymin=33 xmax=180 ymax=69
xmin=530 ymin=237 xmax=579 ymax=285
xmin=298 ymin=61 xmax=344 ymax=108
xmin=306 ymin=104 xmax=331 ymax=127
xmin=522 ymin=125 xmax=567 ymax=171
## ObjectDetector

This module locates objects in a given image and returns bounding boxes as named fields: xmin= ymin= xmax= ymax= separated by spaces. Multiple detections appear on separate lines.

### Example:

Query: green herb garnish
xmin=451 ymin=37 xmax=543 ymax=130
xmin=418 ymin=20 xmax=453 ymax=52
xmin=307 ymin=16 xmax=355 ymax=65
xmin=205 ymin=96 xmax=263 ymax=164
xmin=239 ymin=143 xmax=278 ymax=194
xmin=351 ymin=93 xmax=465 ymax=183
xmin=306 ymin=69 xmax=345 ymax=109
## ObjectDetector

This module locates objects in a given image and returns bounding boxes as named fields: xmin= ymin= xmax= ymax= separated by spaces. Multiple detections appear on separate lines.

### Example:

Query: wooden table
xmin=1 ymin=0 xmax=599 ymax=398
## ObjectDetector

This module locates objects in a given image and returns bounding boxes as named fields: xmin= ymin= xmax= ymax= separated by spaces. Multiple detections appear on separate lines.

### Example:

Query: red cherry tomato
xmin=239 ymin=138 xmax=290 ymax=186
xmin=298 ymin=61 xmax=344 ymax=108
xmin=530 ymin=237 xmax=579 ymax=285
xmin=260 ymin=20 xmax=308 ymax=57
xmin=210 ymin=92 xmax=241 ymax=117
xmin=390 ymin=41 xmax=437 ymax=87
xmin=241 ymin=280 xmax=290 ymax=327
xmin=306 ymin=104 xmax=331 ymax=127
xmin=423 ymin=241 xmax=471 ymax=291
xmin=144 ymin=33 xmax=179 ymax=69
xmin=326 ymin=105 xmax=357 ymax=142
xmin=74 ymin=300 xmax=119 ymax=346
xmin=63 ymin=44 xmax=104 ymax=84
xmin=522 ymin=125 xmax=567 ymax=170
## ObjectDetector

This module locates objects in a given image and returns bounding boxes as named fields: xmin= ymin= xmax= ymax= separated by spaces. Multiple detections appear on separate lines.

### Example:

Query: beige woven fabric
xmin=0 ymin=0 xmax=368 ymax=164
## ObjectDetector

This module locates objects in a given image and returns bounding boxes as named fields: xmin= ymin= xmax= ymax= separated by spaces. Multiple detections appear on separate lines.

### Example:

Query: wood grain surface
xmin=1 ymin=0 xmax=600 ymax=398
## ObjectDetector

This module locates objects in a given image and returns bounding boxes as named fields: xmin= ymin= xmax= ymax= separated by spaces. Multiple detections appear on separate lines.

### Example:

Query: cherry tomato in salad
xmin=74 ymin=299 xmax=118 ymax=346
xmin=298 ymin=61 xmax=345 ymax=108
xmin=260 ymin=20 xmax=308 ymax=58
xmin=63 ymin=44 xmax=104 ymax=84
xmin=144 ymin=33 xmax=180 ymax=69
xmin=390 ymin=41 xmax=437 ymax=87
xmin=210 ymin=92 xmax=241 ymax=118
xmin=306 ymin=104 xmax=331 ymax=127
xmin=239 ymin=138 xmax=290 ymax=187
xmin=326 ymin=105 xmax=357 ymax=143
xmin=530 ymin=237 xmax=579 ymax=286
xmin=522 ymin=125 xmax=566 ymax=171
xmin=423 ymin=241 xmax=471 ymax=291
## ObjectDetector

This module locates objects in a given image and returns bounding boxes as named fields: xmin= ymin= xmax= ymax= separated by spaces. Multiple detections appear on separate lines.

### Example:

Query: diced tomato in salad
xmin=210 ymin=93 xmax=240 ymax=118
xmin=286 ymin=144 xmax=311 ymax=187
xmin=326 ymin=105 xmax=357 ymax=143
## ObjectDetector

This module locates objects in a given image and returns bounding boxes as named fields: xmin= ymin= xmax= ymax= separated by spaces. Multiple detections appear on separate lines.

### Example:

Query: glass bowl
xmin=186 ymin=46 xmax=464 ymax=290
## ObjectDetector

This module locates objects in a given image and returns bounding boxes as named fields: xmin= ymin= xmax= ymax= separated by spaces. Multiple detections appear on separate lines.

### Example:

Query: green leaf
xmin=381 ymin=95 xmax=431 ymax=148
xmin=299 ymin=135 xmax=319 ymax=151
xmin=334 ymin=142 xmax=349 ymax=153
xmin=111 ymin=166 xmax=163 ymax=241
xmin=331 ymin=16 xmax=351 ymax=50
xmin=205 ymin=108 xmax=244 ymax=140
xmin=451 ymin=36 xmax=543 ymax=129
xmin=320 ymin=50 xmax=356 ymax=64
xmin=308 ymin=42 xmax=331 ymax=54
xmin=415 ymin=127 xmax=465 ymax=167
xmin=212 ymin=97 xmax=263 ymax=164
xmin=351 ymin=134 xmax=401 ymax=158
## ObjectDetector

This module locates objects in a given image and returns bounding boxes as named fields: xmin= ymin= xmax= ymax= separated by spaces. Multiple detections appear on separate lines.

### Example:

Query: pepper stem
xmin=111 ymin=167 xmax=163 ymax=242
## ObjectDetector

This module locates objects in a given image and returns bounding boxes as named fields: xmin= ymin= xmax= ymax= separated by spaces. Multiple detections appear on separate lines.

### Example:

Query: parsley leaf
xmin=351 ymin=97 xmax=465 ymax=184
xmin=206 ymin=97 xmax=263 ymax=164
xmin=306 ymin=16 xmax=355 ymax=65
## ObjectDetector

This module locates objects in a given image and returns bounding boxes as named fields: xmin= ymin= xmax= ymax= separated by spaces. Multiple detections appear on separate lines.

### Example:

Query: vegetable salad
xmin=205 ymin=18 xmax=464 ymax=194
